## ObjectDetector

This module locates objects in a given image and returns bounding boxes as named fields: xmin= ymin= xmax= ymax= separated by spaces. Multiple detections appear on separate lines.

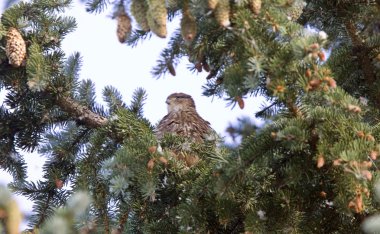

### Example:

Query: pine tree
xmin=1 ymin=0 xmax=380 ymax=233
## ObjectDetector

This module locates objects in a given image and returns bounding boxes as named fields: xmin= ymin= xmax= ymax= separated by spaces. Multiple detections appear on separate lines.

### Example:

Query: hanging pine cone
xmin=167 ymin=62 xmax=176 ymax=76
xmin=249 ymin=0 xmax=261 ymax=15
xmin=214 ymin=0 xmax=230 ymax=27
xmin=195 ymin=62 xmax=202 ymax=72
xmin=147 ymin=0 xmax=167 ymax=38
xmin=202 ymin=60 xmax=210 ymax=72
xmin=6 ymin=27 xmax=26 ymax=67
xmin=235 ymin=96 xmax=245 ymax=109
xmin=130 ymin=0 xmax=150 ymax=31
xmin=180 ymin=3 xmax=197 ymax=42
xmin=116 ymin=11 xmax=132 ymax=43
xmin=208 ymin=0 xmax=218 ymax=9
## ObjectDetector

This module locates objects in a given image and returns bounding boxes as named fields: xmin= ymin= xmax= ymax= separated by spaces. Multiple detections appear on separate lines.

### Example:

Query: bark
xmin=344 ymin=20 xmax=379 ymax=106
xmin=56 ymin=95 xmax=108 ymax=128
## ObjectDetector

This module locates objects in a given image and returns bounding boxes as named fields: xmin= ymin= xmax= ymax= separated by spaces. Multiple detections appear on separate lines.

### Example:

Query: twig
xmin=36 ymin=190 xmax=54 ymax=228
xmin=117 ymin=208 xmax=130 ymax=232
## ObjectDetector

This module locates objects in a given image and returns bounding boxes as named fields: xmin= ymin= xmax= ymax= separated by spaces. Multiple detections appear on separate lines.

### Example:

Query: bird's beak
xmin=165 ymin=99 xmax=170 ymax=105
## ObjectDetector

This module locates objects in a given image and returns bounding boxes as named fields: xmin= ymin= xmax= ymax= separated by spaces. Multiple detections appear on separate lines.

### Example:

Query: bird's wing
xmin=155 ymin=113 xmax=179 ymax=139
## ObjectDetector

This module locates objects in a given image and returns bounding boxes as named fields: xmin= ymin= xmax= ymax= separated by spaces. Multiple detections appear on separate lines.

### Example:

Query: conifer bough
xmin=3 ymin=0 xmax=380 ymax=233
xmin=56 ymin=95 xmax=108 ymax=128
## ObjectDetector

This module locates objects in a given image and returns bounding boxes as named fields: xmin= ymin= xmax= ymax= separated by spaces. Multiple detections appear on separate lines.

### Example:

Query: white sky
xmin=0 ymin=0 xmax=266 ymax=227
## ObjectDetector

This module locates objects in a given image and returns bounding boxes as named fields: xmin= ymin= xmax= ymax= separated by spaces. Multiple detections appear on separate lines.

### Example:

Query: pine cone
xmin=214 ymin=0 xmax=230 ymax=27
xmin=180 ymin=5 xmax=197 ymax=42
xmin=208 ymin=0 xmax=218 ymax=9
xmin=116 ymin=12 xmax=132 ymax=43
xmin=6 ymin=27 xmax=26 ymax=67
xmin=249 ymin=0 xmax=261 ymax=15
xmin=147 ymin=0 xmax=167 ymax=38
xmin=236 ymin=96 xmax=245 ymax=109
xmin=130 ymin=0 xmax=150 ymax=31
xmin=167 ymin=62 xmax=176 ymax=76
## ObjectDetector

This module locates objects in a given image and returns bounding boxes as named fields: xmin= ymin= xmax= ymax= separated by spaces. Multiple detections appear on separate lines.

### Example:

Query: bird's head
xmin=166 ymin=93 xmax=196 ymax=113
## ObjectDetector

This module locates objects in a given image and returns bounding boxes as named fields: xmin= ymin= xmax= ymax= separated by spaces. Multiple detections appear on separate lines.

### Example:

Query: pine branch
xmin=103 ymin=86 xmax=126 ymax=114
xmin=83 ymin=0 xmax=108 ymax=14
xmin=103 ymin=210 xmax=110 ymax=234
xmin=117 ymin=207 xmax=130 ymax=232
xmin=55 ymin=94 xmax=108 ymax=128
xmin=35 ymin=190 xmax=54 ymax=228
xmin=255 ymin=101 xmax=280 ymax=118
xmin=0 ymin=151 xmax=27 ymax=181
xmin=129 ymin=87 xmax=147 ymax=117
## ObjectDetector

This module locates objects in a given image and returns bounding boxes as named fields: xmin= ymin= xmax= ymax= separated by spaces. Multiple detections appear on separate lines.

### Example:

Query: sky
xmin=0 ymin=0 xmax=266 ymax=227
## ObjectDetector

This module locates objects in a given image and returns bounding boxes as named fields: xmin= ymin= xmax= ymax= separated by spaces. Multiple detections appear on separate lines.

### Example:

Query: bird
xmin=155 ymin=92 xmax=213 ymax=143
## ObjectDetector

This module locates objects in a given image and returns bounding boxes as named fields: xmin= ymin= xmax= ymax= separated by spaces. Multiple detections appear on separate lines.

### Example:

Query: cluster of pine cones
xmin=4 ymin=0 xmax=302 ymax=67
xmin=116 ymin=0 xmax=263 ymax=43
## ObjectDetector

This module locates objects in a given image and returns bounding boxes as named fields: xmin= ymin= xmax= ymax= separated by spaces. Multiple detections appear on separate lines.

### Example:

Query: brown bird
xmin=155 ymin=93 xmax=213 ymax=143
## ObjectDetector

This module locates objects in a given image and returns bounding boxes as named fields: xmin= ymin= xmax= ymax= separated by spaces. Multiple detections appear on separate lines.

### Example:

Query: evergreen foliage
xmin=1 ymin=0 xmax=380 ymax=233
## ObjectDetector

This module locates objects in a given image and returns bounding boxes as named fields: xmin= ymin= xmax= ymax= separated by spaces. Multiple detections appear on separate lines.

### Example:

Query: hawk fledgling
xmin=155 ymin=93 xmax=213 ymax=143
